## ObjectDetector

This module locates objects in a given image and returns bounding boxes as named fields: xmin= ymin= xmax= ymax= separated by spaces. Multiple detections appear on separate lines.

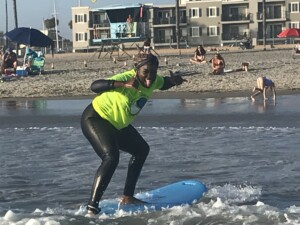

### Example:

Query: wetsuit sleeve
xmin=90 ymin=79 xmax=115 ymax=93
xmin=160 ymin=77 xmax=176 ymax=90
xmin=91 ymin=70 xmax=135 ymax=93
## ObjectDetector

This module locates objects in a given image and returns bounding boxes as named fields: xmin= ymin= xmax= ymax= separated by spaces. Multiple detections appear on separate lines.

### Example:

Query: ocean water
xmin=0 ymin=95 xmax=300 ymax=225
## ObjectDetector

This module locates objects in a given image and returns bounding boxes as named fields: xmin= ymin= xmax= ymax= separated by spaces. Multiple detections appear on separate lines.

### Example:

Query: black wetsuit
xmin=81 ymin=103 xmax=149 ymax=209
xmin=81 ymin=54 xmax=184 ymax=213
xmin=80 ymin=71 xmax=182 ymax=213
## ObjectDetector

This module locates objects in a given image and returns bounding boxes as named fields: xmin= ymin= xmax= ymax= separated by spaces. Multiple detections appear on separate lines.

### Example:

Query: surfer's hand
xmin=169 ymin=70 xmax=187 ymax=86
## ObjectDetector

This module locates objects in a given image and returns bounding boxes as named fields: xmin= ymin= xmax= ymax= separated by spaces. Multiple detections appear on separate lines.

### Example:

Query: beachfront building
xmin=71 ymin=0 xmax=300 ymax=52
xmin=151 ymin=4 xmax=188 ymax=48
xmin=183 ymin=0 xmax=300 ymax=47
xmin=71 ymin=4 xmax=151 ymax=52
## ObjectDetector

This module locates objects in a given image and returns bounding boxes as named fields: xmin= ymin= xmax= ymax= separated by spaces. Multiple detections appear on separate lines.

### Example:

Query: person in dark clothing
xmin=81 ymin=53 xmax=187 ymax=214
xmin=1 ymin=48 xmax=17 ymax=74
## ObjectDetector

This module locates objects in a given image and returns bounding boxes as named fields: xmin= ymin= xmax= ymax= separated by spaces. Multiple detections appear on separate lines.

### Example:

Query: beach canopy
xmin=277 ymin=28 xmax=300 ymax=38
xmin=5 ymin=27 xmax=54 ymax=48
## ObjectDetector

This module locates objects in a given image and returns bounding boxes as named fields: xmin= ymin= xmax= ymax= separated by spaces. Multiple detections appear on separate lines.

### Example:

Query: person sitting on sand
xmin=210 ymin=53 xmax=225 ymax=75
xmin=81 ymin=53 xmax=187 ymax=215
xmin=295 ymin=41 xmax=300 ymax=54
xmin=1 ymin=47 xmax=18 ymax=74
xmin=139 ymin=37 xmax=160 ymax=57
xmin=25 ymin=47 xmax=38 ymax=68
xmin=193 ymin=45 xmax=206 ymax=63
xmin=143 ymin=37 xmax=151 ymax=54
xmin=251 ymin=76 xmax=276 ymax=102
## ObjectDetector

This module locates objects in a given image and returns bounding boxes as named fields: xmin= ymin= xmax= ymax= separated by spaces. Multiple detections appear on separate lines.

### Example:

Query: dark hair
xmin=196 ymin=45 xmax=206 ymax=55
xmin=135 ymin=53 xmax=159 ymax=69
xmin=215 ymin=53 xmax=222 ymax=58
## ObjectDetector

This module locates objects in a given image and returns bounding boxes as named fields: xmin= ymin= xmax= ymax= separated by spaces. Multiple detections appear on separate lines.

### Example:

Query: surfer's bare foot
xmin=251 ymin=96 xmax=255 ymax=102
xmin=120 ymin=195 xmax=147 ymax=205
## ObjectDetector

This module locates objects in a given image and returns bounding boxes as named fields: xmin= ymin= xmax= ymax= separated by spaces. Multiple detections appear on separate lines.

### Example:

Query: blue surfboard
xmin=99 ymin=180 xmax=207 ymax=215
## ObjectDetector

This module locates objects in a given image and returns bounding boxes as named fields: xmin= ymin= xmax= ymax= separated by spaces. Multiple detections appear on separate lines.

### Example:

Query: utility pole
xmin=53 ymin=0 xmax=60 ymax=52
xmin=13 ymin=0 xmax=19 ymax=55
xmin=5 ymin=0 xmax=8 ymax=47
xmin=262 ymin=0 xmax=266 ymax=50
xmin=13 ymin=0 xmax=18 ymax=28
xmin=175 ymin=0 xmax=180 ymax=49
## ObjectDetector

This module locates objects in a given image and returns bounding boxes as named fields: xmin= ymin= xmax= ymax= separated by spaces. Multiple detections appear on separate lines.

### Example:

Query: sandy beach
xmin=1 ymin=45 xmax=300 ymax=99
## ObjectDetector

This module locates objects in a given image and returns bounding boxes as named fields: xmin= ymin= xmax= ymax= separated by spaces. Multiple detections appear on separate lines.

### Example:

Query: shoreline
xmin=1 ymin=89 xmax=299 ymax=101
xmin=1 ymin=46 xmax=300 ymax=100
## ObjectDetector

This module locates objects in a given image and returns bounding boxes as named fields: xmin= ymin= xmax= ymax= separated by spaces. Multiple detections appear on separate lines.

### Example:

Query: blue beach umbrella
xmin=5 ymin=27 xmax=53 ymax=47
xmin=5 ymin=27 xmax=54 ymax=55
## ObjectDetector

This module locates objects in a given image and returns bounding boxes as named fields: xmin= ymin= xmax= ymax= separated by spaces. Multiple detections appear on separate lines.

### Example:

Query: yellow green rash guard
xmin=92 ymin=69 xmax=164 ymax=130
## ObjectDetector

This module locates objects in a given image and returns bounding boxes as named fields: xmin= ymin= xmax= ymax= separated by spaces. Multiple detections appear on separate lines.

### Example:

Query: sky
xmin=0 ymin=0 xmax=174 ymax=40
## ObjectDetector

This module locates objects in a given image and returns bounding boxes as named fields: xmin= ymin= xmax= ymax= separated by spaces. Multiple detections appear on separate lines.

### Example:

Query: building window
xmin=290 ymin=21 xmax=300 ymax=28
xmin=76 ymin=32 xmax=87 ymax=42
xmin=181 ymin=28 xmax=187 ymax=39
xmin=191 ymin=8 xmax=199 ymax=18
xmin=189 ymin=8 xmax=202 ymax=18
xmin=208 ymin=7 xmax=217 ymax=17
xmin=191 ymin=26 xmax=201 ymax=37
xmin=208 ymin=26 xmax=217 ymax=36
xmin=291 ymin=2 xmax=299 ymax=12
xmin=75 ymin=14 xmax=87 ymax=23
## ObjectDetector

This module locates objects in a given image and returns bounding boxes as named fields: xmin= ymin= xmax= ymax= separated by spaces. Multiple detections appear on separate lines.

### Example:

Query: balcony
xmin=91 ymin=20 xmax=110 ymax=29
xmin=222 ymin=13 xmax=251 ymax=22
xmin=257 ymin=11 xmax=287 ymax=21
xmin=153 ymin=16 xmax=187 ymax=26
xmin=222 ymin=0 xmax=249 ymax=3
xmin=222 ymin=32 xmax=250 ymax=41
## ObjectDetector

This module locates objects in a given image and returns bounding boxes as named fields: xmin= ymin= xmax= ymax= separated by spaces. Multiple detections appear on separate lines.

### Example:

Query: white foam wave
xmin=2 ymin=201 xmax=300 ymax=225
xmin=0 ymin=127 xmax=75 ymax=132
xmin=205 ymin=183 xmax=262 ymax=205
xmin=137 ymin=126 xmax=297 ymax=132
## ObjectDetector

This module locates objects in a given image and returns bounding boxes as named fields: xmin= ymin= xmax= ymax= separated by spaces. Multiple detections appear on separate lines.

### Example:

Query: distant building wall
xmin=72 ymin=6 xmax=90 ymax=52
xmin=71 ymin=1 xmax=300 ymax=52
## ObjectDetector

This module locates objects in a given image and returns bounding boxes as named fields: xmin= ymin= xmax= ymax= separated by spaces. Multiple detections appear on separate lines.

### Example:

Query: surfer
xmin=251 ymin=76 xmax=276 ymax=102
xmin=81 ymin=53 xmax=187 ymax=215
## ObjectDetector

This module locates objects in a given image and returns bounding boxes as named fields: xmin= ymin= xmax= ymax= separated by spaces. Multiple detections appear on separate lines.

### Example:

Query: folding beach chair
xmin=31 ymin=57 xmax=45 ymax=75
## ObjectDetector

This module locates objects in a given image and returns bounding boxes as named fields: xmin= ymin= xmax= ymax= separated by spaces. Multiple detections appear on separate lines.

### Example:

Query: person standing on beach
xmin=126 ymin=14 xmax=133 ymax=35
xmin=81 ymin=53 xmax=187 ymax=215
xmin=251 ymin=76 xmax=276 ymax=102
